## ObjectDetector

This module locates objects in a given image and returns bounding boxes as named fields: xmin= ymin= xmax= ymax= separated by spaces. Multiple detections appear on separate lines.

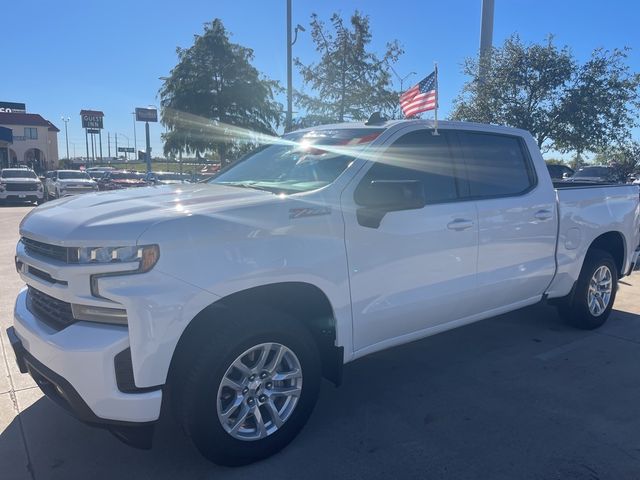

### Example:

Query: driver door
xmin=342 ymin=128 xmax=479 ymax=353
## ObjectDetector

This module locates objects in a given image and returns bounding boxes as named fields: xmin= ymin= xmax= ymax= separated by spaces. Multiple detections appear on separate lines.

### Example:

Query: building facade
xmin=0 ymin=112 xmax=59 ymax=173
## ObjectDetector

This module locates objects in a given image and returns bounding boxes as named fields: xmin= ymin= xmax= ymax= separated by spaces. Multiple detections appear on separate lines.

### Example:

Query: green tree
xmin=554 ymin=48 xmax=640 ymax=161
xmin=159 ymin=19 xmax=282 ymax=163
xmin=294 ymin=11 xmax=403 ymax=125
xmin=451 ymin=35 xmax=640 ymax=160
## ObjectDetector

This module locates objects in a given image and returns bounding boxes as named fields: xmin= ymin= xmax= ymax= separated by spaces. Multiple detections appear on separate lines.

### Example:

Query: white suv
xmin=0 ymin=168 xmax=44 ymax=204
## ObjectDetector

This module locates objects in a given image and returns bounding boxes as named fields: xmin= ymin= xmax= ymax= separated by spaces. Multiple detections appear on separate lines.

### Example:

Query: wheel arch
xmin=587 ymin=231 xmax=626 ymax=276
xmin=167 ymin=282 xmax=343 ymax=392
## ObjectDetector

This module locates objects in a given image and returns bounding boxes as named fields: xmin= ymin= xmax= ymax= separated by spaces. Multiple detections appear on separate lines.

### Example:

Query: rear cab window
xmin=454 ymin=131 xmax=536 ymax=199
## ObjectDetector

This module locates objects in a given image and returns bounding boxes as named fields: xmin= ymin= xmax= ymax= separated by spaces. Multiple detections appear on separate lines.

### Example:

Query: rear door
xmin=343 ymin=128 xmax=479 ymax=353
xmin=455 ymin=130 xmax=557 ymax=312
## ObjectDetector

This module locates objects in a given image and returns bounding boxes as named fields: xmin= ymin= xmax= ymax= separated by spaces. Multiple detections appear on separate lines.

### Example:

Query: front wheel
xmin=559 ymin=249 xmax=618 ymax=330
xmin=175 ymin=310 xmax=321 ymax=466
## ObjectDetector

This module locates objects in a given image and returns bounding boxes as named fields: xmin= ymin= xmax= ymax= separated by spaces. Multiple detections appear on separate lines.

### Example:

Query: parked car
xmin=8 ymin=119 xmax=640 ymax=466
xmin=44 ymin=170 xmax=98 ymax=200
xmin=97 ymin=170 xmax=148 ymax=190
xmin=563 ymin=165 xmax=618 ymax=184
xmin=546 ymin=163 xmax=574 ymax=180
xmin=145 ymin=171 xmax=193 ymax=185
xmin=86 ymin=166 xmax=114 ymax=180
xmin=0 ymin=167 xmax=44 ymax=204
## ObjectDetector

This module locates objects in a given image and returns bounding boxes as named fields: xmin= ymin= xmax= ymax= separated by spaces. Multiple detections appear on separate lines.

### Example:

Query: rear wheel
xmin=558 ymin=249 xmax=618 ymax=330
xmin=174 ymin=308 xmax=321 ymax=466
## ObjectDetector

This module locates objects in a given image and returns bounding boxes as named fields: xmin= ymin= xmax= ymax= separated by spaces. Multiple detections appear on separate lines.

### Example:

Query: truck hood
xmin=20 ymin=183 xmax=274 ymax=246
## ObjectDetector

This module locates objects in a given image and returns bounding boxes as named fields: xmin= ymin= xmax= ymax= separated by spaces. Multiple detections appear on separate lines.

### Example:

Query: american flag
xmin=400 ymin=70 xmax=437 ymax=118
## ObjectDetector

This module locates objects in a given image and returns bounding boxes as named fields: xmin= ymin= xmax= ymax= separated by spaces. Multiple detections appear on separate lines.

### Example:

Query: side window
xmin=457 ymin=132 xmax=535 ymax=198
xmin=356 ymin=130 xmax=459 ymax=205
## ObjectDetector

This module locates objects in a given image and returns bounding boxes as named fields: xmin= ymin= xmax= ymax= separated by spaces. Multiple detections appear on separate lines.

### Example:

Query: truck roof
xmin=292 ymin=119 xmax=531 ymax=138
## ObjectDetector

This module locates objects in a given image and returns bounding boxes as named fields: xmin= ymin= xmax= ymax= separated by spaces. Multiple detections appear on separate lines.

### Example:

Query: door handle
xmin=447 ymin=218 xmax=474 ymax=231
xmin=534 ymin=209 xmax=553 ymax=221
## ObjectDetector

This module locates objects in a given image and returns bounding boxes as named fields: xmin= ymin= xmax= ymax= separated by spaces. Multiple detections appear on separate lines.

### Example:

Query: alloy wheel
xmin=216 ymin=342 xmax=303 ymax=441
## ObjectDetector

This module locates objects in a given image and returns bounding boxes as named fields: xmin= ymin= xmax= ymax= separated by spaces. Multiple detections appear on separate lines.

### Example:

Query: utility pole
xmin=286 ymin=0 xmax=292 ymax=132
xmin=479 ymin=0 xmax=495 ymax=82
xmin=61 ymin=117 xmax=70 ymax=159
xmin=115 ymin=133 xmax=118 ymax=161
xmin=108 ymin=132 xmax=111 ymax=158
xmin=285 ymin=0 xmax=305 ymax=132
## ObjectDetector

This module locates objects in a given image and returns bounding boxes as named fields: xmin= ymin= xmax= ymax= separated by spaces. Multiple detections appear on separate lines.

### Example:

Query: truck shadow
xmin=3 ymin=302 xmax=640 ymax=479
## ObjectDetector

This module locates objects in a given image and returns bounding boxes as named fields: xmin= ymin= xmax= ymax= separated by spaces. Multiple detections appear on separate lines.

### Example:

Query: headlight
xmin=84 ymin=245 xmax=160 ymax=298
xmin=74 ymin=244 xmax=159 ymax=271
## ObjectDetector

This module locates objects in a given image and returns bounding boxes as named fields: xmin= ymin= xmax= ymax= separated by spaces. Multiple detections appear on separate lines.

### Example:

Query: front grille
xmin=26 ymin=287 xmax=76 ymax=331
xmin=6 ymin=183 xmax=39 ymax=191
xmin=22 ymin=237 xmax=74 ymax=263
xmin=27 ymin=266 xmax=67 ymax=285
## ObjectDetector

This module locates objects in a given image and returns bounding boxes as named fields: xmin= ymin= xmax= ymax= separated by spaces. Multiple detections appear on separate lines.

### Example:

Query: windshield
xmin=211 ymin=128 xmax=383 ymax=193
xmin=58 ymin=171 xmax=91 ymax=180
xmin=574 ymin=166 xmax=611 ymax=178
xmin=110 ymin=172 xmax=146 ymax=180
xmin=1 ymin=170 xmax=37 ymax=179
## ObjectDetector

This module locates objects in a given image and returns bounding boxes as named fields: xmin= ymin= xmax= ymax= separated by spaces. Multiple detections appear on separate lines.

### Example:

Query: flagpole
xmin=433 ymin=62 xmax=439 ymax=135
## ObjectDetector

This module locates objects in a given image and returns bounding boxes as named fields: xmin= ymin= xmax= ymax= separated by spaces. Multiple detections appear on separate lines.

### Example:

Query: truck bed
xmin=544 ymin=183 xmax=640 ymax=299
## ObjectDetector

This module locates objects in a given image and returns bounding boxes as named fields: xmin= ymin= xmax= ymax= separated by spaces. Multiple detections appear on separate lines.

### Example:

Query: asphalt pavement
xmin=2 ymin=204 xmax=640 ymax=479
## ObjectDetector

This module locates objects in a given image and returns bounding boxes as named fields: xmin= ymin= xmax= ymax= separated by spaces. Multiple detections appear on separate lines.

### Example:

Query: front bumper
xmin=10 ymin=288 xmax=162 ymax=445
xmin=59 ymin=187 xmax=98 ymax=197
xmin=0 ymin=190 xmax=43 ymax=201
xmin=6 ymin=325 xmax=155 ymax=448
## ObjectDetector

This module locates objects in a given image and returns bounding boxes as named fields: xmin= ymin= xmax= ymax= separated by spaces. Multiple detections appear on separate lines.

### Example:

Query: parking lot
xmin=1 ymin=204 xmax=640 ymax=479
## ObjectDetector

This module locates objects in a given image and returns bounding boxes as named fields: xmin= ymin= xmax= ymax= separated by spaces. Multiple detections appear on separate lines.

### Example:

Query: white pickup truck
xmin=0 ymin=168 xmax=44 ymax=204
xmin=7 ymin=119 xmax=640 ymax=465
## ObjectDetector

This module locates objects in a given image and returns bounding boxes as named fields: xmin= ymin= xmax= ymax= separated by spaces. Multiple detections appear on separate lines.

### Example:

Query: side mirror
xmin=354 ymin=179 xmax=426 ymax=228
xmin=562 ymin=172 xmax=572 ymax=179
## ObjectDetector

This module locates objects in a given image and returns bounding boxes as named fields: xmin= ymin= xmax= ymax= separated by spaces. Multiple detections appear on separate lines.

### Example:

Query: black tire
xmin=559 ymin=249 xmax=618 ymax=330
xmin=173 ymin=307 xmax=321 ymax=466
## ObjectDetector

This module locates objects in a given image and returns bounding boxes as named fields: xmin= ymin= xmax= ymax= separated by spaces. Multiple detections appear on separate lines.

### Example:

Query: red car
xmin=97 ymin=171 xmax=149 ymax=190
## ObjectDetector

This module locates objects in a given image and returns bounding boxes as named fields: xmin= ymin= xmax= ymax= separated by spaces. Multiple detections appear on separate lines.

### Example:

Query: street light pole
xmin=389 ymin=67 xmax=417 ymax=117
xmin=61 ymin=117 xmax=70 ymax=160
xmin=131 ymin=112 xmax=137 ymax=160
